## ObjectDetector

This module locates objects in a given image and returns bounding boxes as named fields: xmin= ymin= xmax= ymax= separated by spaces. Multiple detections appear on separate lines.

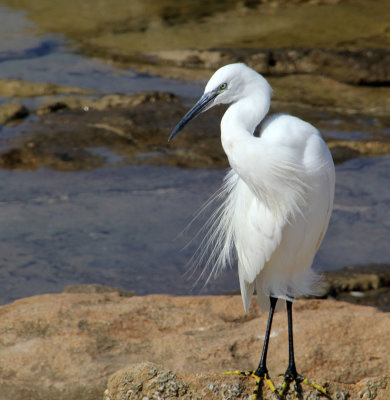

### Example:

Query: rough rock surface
xmin=1 ymin=1 xmax=389 ymax=172
xmin=1 ymin=89 xmax=389 ymax=171
xmin=145 ymin=48 xmax=390 ymax=85
xmin=104 ymin=362 xmax=389 ymax=400
xmin=0 ymin=291 xmax=388 ymax=400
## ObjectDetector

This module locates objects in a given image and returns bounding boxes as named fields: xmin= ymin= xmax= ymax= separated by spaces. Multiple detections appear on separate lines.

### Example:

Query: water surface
xmin=0 ymin=156 xmax=389 ymax=304
xmin=0 ymin=5 xmax=203 ymax=97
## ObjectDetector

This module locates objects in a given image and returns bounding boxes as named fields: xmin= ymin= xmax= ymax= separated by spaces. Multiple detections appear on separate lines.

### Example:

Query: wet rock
xmin=7 ymin=0 xmax=388 ymax=86
xmin=1 ymin=92 xmax=179 ymax=170
xmin=322 ymin=264 xmax=390 ymax=312
xmin=329 ymin=144 xmax=362 ymax=164
xmin=1 ymin=92 xmax=228 ymax=170
xmin=0 ymin=292 xmax=388 ymax=400
xmin=327 ymin=141 xmax=390 ymax=164
xmin=1 ymin=87 xmax=389 ymax=170
xmin=269 ymin=74 xmax=390 ymax=118
xmin=0 ymin=145 xmax=105 ymax=171
xmin=147 ymin=48 xmax=390 ymax=85
xmin=0 ymin=148 xmax=36 ymax=169
xmin=0 ymin=78 xmax=91 ymax=98
xmin=36 ymin=92 xmax=177 ymax=115
xmin=36 ymin=101 xmax=70 ymax=115
xmin=325 ymin=264 xmax=390 ymax=294
xmin=1 ymin=73 xmax=389 ymax=171
xmin=0 ymin=101 xmax=29 ymax=125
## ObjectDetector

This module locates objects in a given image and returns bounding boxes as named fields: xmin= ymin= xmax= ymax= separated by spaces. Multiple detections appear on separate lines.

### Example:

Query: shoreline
xmin=6 ymin=263 xmax=387 ymax=312
xmin=1 ymin=284 xmax=388 ymax=400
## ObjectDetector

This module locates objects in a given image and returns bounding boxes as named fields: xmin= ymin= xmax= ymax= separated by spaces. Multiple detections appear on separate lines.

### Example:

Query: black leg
xmin=255 ymin=296 xmax=278 ymax=376
xmin=279 ymin=300 xmax=330 ymax=399
xmin=223 ymin=296 xmax=281 ymax=399
xmin=285 ymin=300 xmax=298 ymax=379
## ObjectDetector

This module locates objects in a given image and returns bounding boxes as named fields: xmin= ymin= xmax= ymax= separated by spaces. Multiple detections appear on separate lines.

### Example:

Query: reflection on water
xmin=0 ymin=156 xmax=389 ymax=304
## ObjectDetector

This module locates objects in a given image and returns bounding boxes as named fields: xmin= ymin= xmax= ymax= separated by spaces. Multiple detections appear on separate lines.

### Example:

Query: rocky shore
xmin=0 ymin=1 xmax=389 ymax=399
xmin=0 ymin=0 xmax=389 ymax=171
xmin=0 ymin=273 xmax=389 ymax=400
xmin=1 ymin=85 xmax=389 ymax=171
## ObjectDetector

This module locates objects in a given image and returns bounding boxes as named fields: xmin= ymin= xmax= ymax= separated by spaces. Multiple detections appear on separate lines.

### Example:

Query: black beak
xmin=168 ymin=91 xmax=218 ymax=142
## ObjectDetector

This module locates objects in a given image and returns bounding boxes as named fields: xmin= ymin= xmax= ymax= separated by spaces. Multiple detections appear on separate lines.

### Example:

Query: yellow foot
xmin=279 ymin=373 xmax=329 ymax=400
xmin=223 ymin=370 xmax=281 ymax=400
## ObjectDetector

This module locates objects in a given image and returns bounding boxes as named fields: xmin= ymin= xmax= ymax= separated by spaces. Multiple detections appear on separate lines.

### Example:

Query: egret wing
xmin=194 ymin=170 xmax=286 ymax=311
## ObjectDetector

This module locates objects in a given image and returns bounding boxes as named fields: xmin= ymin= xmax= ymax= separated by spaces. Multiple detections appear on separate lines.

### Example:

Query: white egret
xmin=169 ymin=63 xmax=335 ymax=399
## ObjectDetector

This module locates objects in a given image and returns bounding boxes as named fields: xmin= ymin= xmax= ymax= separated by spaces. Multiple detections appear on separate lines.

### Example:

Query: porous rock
xmin=0 ymin=291 xmax=388 ymax=400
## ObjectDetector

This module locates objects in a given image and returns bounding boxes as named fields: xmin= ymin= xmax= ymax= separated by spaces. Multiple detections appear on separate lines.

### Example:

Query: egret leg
xmin=224 ymin=296 xmax=280 ymax=400
xmin=279 ymin=300 xmax=329 ymax=399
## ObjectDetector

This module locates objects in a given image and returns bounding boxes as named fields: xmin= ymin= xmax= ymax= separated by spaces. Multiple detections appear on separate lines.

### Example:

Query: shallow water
xmin=0 ymin=156 xmax=389 ymax=304
xmin=0 ymin=5 xmax=203 ymax=97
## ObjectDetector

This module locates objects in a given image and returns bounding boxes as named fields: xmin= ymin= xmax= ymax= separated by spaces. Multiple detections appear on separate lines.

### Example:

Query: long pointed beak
xmin=168 ymin=91 xmax=218 ymax=142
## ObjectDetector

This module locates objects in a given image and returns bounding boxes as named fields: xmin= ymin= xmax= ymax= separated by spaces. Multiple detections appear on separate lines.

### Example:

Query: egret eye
xmin=219 ymin=83 xmax=227 ymax=91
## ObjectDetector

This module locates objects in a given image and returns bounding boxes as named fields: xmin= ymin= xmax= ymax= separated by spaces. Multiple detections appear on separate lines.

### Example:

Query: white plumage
xmin=170 ymin=63 xmax=335 ymax=313
xmin=169 ymin=63 xmax=335 ymax=397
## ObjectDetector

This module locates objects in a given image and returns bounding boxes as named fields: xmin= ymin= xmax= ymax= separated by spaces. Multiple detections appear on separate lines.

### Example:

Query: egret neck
xmin=221 ymin=91 xmax=271 ymax=182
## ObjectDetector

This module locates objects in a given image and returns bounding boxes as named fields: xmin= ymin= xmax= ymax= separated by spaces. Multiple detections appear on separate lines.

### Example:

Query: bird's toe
xmin=223 ymin=369 xmax=280 ymax=399
xmin=278 ymin=371 xmax=329 ymax=399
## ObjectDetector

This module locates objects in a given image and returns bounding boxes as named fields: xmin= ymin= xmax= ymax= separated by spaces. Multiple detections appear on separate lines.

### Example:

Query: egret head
xmin=169 ymin=63 xmax=269 ymax=141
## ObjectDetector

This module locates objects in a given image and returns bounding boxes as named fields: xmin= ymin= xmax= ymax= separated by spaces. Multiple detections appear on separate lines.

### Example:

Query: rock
xmin=327 ymin=140 xmax=390 ymax=164
xmin=322 ymin=265 xmax=390 ymax=312
xmin=0 ymin=292 xmax=388 ymax=400
xmin=104 ymin=363 xmax=192 ymax=400
xmin=0 ymin=79 xmax=91 ymax=98
xmin=146 ymin=48 xmax=390 ymax=85
xmin=36 ymin=92 xmax=177 ymax=115
xmin=325 ymin=264 xmax=390 ymax=294
xmin=10 ymin=0 xmax=388 ymax=87
xmin=2 ymin=92 xmax=181 ymax=170
xmin=2 ymin=91 xmax=227 ymax=171
xmin=269 ymin=74 xmax=390 ymax=118
xmin=104 ymin=363 xmax=390 ymax=400
xmin=0 ymin=146 xmax=106 ymax=171
xmin=0 ymin=101 xmax=29 ymax=125
xmin=64 ymin=283 xmax=136 ymax=297
xmin=1 ymin=85 xmax=389 ymax=171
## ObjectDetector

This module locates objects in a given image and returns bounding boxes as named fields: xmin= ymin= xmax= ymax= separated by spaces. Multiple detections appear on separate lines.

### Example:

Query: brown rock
xmin=324 ymin=264 xmax=390 ymax=294
xmin=36 ymin=92 xmax=177 ymax=115
xmin=104 ymin=363 xmax=390 ymax=400
xmin=8 ymin=0 xmax=388 ymax=85
xmin=0 ymin=101 xmax=29 ymax=125
xmin=2 ymin=84 xmax=389 ymax=171
xmin=0 ymin=79 xmax=91 ymax=98
xmin=146 ymin=48 xmax=390 ymax=86
xmin=0 ymin=292 xmax=388 ymax=400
